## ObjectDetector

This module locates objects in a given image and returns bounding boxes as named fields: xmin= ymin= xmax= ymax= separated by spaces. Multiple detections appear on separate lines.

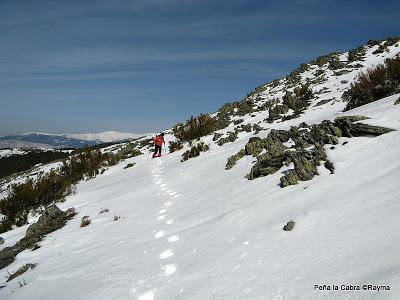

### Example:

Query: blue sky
xmin=0 ymin=0 xmax=399 ymax=135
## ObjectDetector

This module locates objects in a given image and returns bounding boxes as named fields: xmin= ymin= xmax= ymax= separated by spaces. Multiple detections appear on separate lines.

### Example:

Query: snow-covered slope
xmin=0 ymin=131 xmax=145 ymax=149
xmin=0 ymin=39 xmax=399 ymax=299
xmin=66 ymin=131 xmax=145 ymax=143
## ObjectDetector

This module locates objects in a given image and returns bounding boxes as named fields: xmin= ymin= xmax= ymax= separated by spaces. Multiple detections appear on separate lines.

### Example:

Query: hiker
xmin=153 ymin=133 xmax=165 ymax=158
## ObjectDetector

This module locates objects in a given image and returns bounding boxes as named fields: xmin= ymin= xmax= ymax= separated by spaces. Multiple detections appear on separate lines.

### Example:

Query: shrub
xmin=181 ymin=142 xmax=210 ymax=161
xmin=0 ymin=150 xmax=69 ymax=179
xmin=348 ymin=46 xmax=366 ymax=62
xmin=344 ymin=56 xmax=400 ymax=110
xmin=99 ymin=207 xmax=109 ymax=214
xmin=0 ymin=146 xmax=125 ymax=232
xmin=168 ymin=140 xmax=183 ymax=153
xmin=172 ymin=114 xmax=215 ymax=142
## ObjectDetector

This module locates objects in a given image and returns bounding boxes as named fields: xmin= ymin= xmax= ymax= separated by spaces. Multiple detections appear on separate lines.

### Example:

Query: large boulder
xmin=0 ymin=205 xmax=76 ymax=270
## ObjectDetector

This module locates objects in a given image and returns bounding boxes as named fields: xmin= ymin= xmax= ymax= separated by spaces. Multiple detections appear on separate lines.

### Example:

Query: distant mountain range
xmin=0 ymin=131 xmax=145 ymax=149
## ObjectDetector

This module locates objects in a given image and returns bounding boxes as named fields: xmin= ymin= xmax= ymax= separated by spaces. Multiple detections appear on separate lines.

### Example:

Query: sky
xmin=0 ymin=0 xmax=399 ymax=135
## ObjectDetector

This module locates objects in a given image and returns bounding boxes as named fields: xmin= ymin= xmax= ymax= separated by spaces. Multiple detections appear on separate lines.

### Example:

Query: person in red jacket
xmin=153 ymin=133 xmax=165 ymax=158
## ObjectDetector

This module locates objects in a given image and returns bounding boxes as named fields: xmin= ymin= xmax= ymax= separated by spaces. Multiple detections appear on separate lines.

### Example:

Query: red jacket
xmin=154 ymin=135 xmax=164 ymax=146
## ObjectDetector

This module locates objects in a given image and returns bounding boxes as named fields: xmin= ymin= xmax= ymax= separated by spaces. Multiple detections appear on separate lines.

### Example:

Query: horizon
xmin=1 ymin=0 xmax=399 ymax=136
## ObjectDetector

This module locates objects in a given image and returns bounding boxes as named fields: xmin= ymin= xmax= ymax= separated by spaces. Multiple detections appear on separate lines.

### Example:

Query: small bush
xmin=0 ymin=146 xmax=127 ymax=232
xmin=124 ymin=163 xmax=135 ymax=169
xmin=168 ymin=140 xmax=183 ymax=153
xmin=181 ymin=142 xmax=210 ymax=161
xmin=80 ymin=216 xmax=91 ymax=227
xmin=113 ymin=215 xmax=122 ymax=221
xmin=348 ymin=46 xmax=366 ymax=62
xmin=99 ymin=207 xmax=109 ymax=214
xmin=173 ymin=114 xmax=215 ymax=142
xmin=344 ymin=56 xmax=400 ymax=110
xmin=394 ymin=98 xmax=400 ymax=105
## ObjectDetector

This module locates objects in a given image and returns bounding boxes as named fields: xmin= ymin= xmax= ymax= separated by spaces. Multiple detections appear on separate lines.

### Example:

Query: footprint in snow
xmin=159 ymin=249 xmax=174 ymax=259
xmin=168 ymin=235 xmax=179 ymax=242
xmin=154 ymin=230 xmax=164 ymax=239
xmin=162 ymin=264 xmax=177 ymax=276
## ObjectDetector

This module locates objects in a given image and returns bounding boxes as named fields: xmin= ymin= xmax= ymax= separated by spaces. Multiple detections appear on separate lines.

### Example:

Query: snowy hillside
xmin=0 ymin=38 xmax=399 ymax=299
xmin=0 ymin=131 xmax=145 ymax=149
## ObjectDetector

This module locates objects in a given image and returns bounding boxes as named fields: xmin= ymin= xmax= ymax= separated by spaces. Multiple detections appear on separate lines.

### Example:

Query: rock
xmin=291 ymin=153 xmax=318 ymax=181
xmin=314 ymin=99 xmax=332 ymax=106
xmin=245 ymin=137 xmax=263 ymax=156
xmin=233 ymin=119 xmax=244 ymax=125
xmin=0 ymin=205 xmax=75 ymax=270
xmin=80 ymin=216 xmax=91 ymax=227
xmin=283 ymin=221 xmax=295 ymax=231
xmin=25 ymin=205 xmax=67 ymax=240
xmin=324 ymin=160 xmax=335 ymax=174
xmin=7 ymin=263 xmax=37 ymax=282
xmin=65 ymin=208 xmax=77 ymax=219
xmin=268 ymin=129 xmax=291 ymax=143
xmin=298 ymin=122 xmax=309 ymax=128
xmin=280 ymin=170 xmax=299 ymax=187
xmin=217 ymin=132 xmax=237 ymax=146
xmin=348 ymin=123 xmax=394 ymax=136
xmin=334 ymin=115 xmax=370 ymax=123
xmin=0 ymin=237 xmax=4 ymax=245
xmin=0 ymin=246 xmax=21 ymax=270
xmin=342 ymin=141 xmax=348 ymax=145
xmin=213 ymin=133 xmax=223 ymax=141
xmin=248 ymin=153 xmax=285 ymax=180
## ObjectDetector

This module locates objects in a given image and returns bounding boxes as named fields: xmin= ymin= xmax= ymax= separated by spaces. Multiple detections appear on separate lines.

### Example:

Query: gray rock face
xmin=283 ymin=221 xmax=295 ymax=231
xmin=213 ymin=133 xmax=223 ymax=141
xmin=245 ymin=137 xmax=263 ymax=156
xmin=226 ymin=114 xmax=395 ymax=187
xmin=0 ymin=205 xmax=76 ymax=270
xmin=324 ymin=160 xmax=335 ymax=174
xmin=217 ymin=132 xmax=238 ymax=146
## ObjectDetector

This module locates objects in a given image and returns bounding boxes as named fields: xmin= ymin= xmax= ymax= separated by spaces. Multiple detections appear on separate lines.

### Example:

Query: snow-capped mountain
xmin=0 ymin=38 xmax=399 ymax=300
xmin=0 ymin=131 xmax=145 ymax=149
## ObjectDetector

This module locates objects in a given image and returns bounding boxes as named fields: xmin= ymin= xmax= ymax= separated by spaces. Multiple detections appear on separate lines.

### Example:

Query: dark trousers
xmin=153 ymin=145 xmax=162 ymax=157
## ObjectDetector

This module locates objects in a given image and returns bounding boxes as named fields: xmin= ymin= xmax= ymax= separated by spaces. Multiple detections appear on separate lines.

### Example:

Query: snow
xmin=0 ymin=149 xmax=26 ymax=158
xmin=67 ymin=131 xmax=146 ymax=143
xmin=0 ymin=95 xmax=399 ymax=299
xmin=0 ymin=41 xmax=399 ymax=299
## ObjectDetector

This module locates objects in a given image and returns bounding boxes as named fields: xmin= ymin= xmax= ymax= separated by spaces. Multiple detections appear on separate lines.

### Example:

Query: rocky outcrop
xmin=0 ymin=205 xmax=76 ymax=270
xmin=227 ymin=115 xmax=394 ymax=187
xmin=217 ymin=132 xmax=238 ymax=146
